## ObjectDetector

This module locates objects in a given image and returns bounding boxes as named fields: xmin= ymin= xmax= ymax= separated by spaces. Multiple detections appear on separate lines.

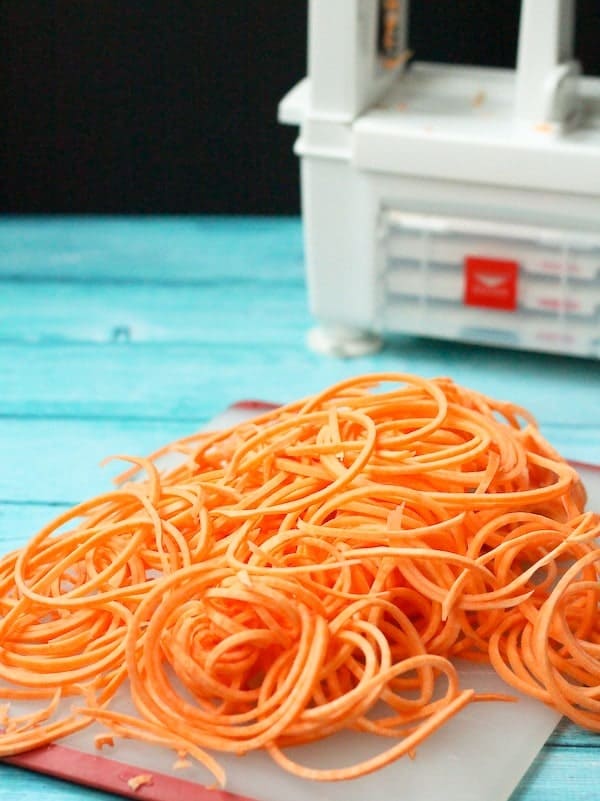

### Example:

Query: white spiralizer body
xmin=279 ymin=1 xmax=600 ymax=358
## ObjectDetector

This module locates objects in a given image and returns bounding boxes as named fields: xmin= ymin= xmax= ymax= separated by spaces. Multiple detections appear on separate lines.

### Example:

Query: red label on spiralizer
xmin=463 ymin=256 xmax=519 ymax=311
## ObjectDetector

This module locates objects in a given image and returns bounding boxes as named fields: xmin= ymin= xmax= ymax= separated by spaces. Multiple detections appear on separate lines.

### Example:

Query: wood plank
xmin=0 ymin=502 xmax=72 ymax=552
xmin=1 ymin=419 xmax=196 ymax=503
xmin=0 ymin=764 xmax=117 ymax=801
xmin=2 ymin=341 xmax=600 ymax=432
xmin=1 ymin=415 xmax=599 ymax=506
xmin=512 ymin=746 xmax=600 ymax=800
xmin=0 ymin=280 xmax=308 ymax=346
xmin=1 ymin=217 xmax=598 ymax=801
xmin=0 ymin=217 xmax=304 ymax=283
xmin=548 ymin=718 xmax=600 ymax=748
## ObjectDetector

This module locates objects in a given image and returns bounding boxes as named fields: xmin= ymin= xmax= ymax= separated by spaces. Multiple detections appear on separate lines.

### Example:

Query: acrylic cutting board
xmin=4 ymin=403 xmax=600 ymax=801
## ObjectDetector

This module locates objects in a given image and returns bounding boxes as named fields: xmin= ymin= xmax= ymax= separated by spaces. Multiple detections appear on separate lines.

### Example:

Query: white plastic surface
xmin=307 ymin=0 xmax=407 ymax=121
xmin=383 ymin=211 xmax=600 ymax=281
xmin=515 ymin=0 xmax=580 ymax=126
xmin=386 ymin=267 xmax=600 ymax=318
xmin=377 ymin=208 xmax=600 ymax=357
xmin=55 ymin=663 xmax=561 ymax=801
xmin=278 ymin=1 xmax=600 ymax=359
xmin=307 ymin=324 xmax=382 ymax=356
xmin=278 ymin=78 xmax=309 ymax=126
xmin=351 ymin=64 xmax=600 ymax=196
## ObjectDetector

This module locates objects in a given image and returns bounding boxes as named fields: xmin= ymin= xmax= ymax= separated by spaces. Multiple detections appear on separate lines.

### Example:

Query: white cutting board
xmin=5 ymin=405 xmax=600 ymax=801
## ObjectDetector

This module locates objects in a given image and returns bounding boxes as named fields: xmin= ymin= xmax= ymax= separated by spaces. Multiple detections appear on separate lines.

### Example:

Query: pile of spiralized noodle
xmin=0 ymin=373 xmax=598 ymax=785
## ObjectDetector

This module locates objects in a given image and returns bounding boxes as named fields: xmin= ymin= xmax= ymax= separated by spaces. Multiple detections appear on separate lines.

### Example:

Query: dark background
xmin=2 ymin=1 xmax=600 ymax=215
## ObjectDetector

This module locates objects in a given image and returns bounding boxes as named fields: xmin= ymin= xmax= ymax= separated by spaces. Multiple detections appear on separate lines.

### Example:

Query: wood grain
xmin=0 ymin=218 xmax=598 ymax=801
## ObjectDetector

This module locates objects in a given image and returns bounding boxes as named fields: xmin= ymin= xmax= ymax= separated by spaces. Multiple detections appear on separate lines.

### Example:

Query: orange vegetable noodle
xmin=0 ymin=373 xmax=598 ymax=786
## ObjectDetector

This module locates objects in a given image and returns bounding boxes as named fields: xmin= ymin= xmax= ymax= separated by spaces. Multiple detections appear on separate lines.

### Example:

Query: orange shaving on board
xmin=127 ymin=773 xmax=153 ymax=791
xmin=0 ymin=373 xmax=598 ymax=786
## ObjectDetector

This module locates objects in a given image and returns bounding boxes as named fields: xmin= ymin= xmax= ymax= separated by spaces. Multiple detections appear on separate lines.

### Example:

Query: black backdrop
xmin=2 ymin=2 xmax=599 ymax=215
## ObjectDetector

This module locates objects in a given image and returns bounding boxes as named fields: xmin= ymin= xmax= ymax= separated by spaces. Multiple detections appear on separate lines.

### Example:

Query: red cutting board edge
xmin=3 ymin=401 xmax=599 ymax=801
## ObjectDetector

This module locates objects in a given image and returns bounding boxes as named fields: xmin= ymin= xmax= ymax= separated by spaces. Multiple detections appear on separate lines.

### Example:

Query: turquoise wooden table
xmin=0 ymin=217 xmax=598 ymax=800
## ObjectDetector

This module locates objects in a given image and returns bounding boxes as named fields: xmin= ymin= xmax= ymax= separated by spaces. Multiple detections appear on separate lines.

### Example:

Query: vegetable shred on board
xmin=127 ymin=773 xmax=153 ymax=791
xmin=0 ymin=373 xmax=598 ymax=786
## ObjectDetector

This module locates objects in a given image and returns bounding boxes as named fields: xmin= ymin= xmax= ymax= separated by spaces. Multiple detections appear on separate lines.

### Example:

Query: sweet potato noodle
xmin=0 ymin=373 xmax=598 ymax=785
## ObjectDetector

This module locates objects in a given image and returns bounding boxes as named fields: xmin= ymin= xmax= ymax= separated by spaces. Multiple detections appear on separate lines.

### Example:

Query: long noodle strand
xmin=0 ymin=373 xmax=598 ymax=786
